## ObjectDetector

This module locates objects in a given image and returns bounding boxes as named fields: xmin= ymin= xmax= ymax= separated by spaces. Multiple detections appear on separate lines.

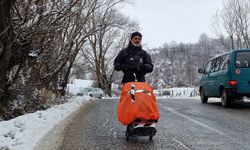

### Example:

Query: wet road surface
xmin=60 ymin=98 xmax=250 ymax=150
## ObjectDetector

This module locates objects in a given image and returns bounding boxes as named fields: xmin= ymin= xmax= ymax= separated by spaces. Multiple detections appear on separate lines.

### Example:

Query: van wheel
xmin=221 ymin=89 xmax=232 ymax=107
xmin=200 ymin=88 xmax=208 ymax=103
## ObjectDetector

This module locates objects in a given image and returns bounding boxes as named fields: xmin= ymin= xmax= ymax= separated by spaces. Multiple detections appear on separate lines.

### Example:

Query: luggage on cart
xmin=117 ymin=82 xmax=160 ymax=140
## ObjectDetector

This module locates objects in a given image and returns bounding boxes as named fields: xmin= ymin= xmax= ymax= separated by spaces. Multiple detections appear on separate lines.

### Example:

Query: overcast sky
xmin=121 ymin=0 xmax=224 ymax=49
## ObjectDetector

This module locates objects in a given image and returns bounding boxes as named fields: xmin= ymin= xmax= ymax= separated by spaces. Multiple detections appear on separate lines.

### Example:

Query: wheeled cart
xmin=125 ymin=120 xmax=157 ymax=141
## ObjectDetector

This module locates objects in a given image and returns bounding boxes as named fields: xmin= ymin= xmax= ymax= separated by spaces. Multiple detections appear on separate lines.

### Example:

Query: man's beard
xmin=131 ymin=42 xmax=141 ymax=47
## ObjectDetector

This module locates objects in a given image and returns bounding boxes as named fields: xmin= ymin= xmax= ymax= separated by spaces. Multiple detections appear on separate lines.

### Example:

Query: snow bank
xmin=0 ymin=96 xmax=90 ymax=150
xmin=168 ymin=87 xmax=199 ymax=97
xmin=155 ymin=87 xmax=199 ymax=98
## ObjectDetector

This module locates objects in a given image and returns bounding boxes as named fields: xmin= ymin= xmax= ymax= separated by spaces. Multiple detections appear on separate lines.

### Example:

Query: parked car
xmin=153 ymin=89 xmax=171 ymax=97
xmin=177 ymin=83 xmax=189 ymax=87
xmin=76 ymin=87 xmax=104 ymax=99
xmin=198 ymin=49 xmax=250 ymax=107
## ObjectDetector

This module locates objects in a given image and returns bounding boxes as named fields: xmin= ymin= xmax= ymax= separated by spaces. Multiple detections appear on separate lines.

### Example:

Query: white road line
xmin=171 ymin=137 xmax=192 ymax=150
xmin=102 ymin=119 xmax=109 ymax=126
xmin=160 ymin=126 xmax=191 ymax=150
xmin=159 ymin=104 xmax=228 ymax=136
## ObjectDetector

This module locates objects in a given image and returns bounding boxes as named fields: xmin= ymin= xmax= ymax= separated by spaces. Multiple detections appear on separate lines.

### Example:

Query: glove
xmin=114 ymin=63 xmax=122 ymax=71
xmin=141 ymin=64 xmax=153 ymax=73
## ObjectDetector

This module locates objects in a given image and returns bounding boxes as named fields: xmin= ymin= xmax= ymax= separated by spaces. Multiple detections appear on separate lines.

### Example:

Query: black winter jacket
xmin=114 ymin=42 xmax=153 ymax=83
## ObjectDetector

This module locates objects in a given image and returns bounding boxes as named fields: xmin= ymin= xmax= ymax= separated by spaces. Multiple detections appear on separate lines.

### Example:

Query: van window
xmin=221 ymin=54 xmax=230 ymax=70
xmin=236 ymin=51 xmax=250 ymax=68
xmin=214 ymin=57 xmax=222 ymax=72
xmin=205 ymin=61 xmax=212 ymax=74
xmin=210 ymin=59 xmax=218 ymax=73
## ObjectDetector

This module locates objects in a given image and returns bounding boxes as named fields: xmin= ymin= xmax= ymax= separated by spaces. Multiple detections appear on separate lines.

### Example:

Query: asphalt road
xmin=59 ymin=97 xmax=250 ymax=150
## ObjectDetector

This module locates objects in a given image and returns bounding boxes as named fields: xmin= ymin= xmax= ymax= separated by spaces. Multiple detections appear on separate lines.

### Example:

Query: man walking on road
xmin=114 ymin=31 xmax=154 ymax=83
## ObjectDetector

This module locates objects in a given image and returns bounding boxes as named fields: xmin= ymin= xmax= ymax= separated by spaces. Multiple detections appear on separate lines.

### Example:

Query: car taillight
xmin=228 ymin=80 xmax=237 ymax=86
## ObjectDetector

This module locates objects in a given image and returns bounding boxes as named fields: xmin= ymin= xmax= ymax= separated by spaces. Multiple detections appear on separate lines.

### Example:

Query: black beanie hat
xmin=130 ymin=31 xmax=142 ymax=39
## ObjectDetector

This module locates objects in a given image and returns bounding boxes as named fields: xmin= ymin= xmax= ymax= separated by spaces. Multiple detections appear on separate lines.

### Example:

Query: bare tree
xmin=0 ymin=0 xmax=110 ymax=118
xmin=211 ymin=0 xmax=250 ymax=50
xmin=9 ymin=0 xmax=102 ymax=94
xmin=80 ymin=0 xmax=138 ymax=96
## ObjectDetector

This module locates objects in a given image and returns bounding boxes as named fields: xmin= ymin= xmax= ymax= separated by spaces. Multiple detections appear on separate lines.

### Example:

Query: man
xmin=114 ymin=31 xmax=153 ymax=83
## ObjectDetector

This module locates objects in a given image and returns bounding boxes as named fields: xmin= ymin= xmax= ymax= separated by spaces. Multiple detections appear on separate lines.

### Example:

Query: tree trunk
xmin=60 ymin=48 xmax=81 ymax=96
xmin=0 ymin=0 xmax=13 ymax=109
xmin=102 ymin=74 xmax=112 ymax=96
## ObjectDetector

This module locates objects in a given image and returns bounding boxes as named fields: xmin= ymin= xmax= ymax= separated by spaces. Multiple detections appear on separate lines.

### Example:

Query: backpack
xmin=117 ymin=82 xmax=160 ymax=125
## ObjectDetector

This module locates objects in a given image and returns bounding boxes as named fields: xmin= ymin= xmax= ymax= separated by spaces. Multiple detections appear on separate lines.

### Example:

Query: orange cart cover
xmin=117 ymin=82 xmax=160 ymax=125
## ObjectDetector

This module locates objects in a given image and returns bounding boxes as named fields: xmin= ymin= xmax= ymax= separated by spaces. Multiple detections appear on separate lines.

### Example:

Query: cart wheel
xmin=149 ymin=135 xmax=153 ymax=140
xmin=125 ymin=129 xmax=128 ymax=136
xmin=126 ymin=135 xmax=129 ymax=141
xmin=125 ymin=131 xmax=129 ymax=141
xmin=125 ymin=127 xmax=130 ymax=141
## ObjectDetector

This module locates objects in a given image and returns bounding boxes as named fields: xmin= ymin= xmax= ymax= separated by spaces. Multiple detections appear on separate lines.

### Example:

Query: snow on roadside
xmin=154 ymin=87 xmax=199 ymax=98
xmin=0 ymin=96 xmax=90 ymax=150
xmin=168 ymin=87 xmax=199 ymax=97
